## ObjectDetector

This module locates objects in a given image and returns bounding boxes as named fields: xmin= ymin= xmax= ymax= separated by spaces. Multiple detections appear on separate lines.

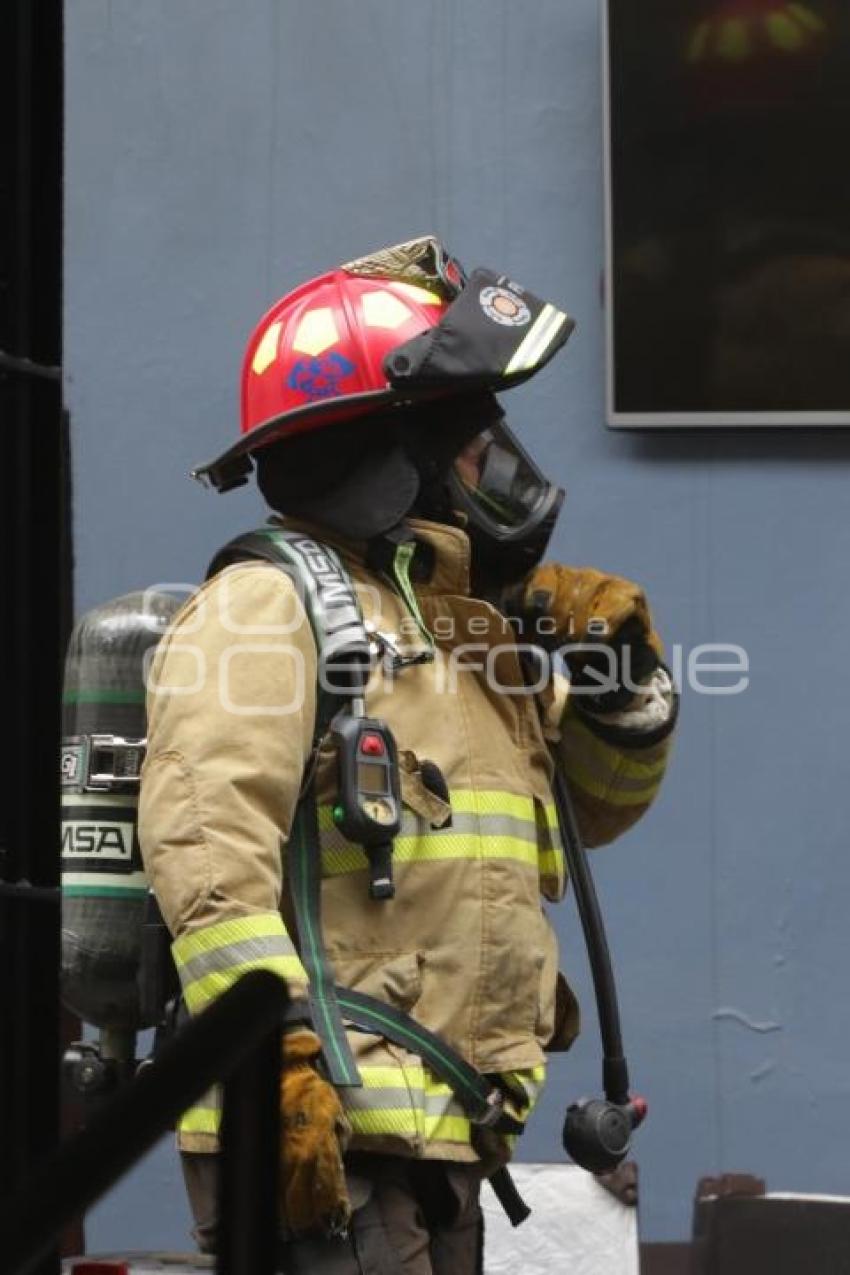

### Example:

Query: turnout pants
xmin=182 ymin=1151 xmax=484 ymax=1275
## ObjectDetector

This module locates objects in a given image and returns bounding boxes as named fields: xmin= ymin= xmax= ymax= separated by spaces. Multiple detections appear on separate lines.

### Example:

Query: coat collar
xmin=270 ymin=514 xmax=472 ymax=598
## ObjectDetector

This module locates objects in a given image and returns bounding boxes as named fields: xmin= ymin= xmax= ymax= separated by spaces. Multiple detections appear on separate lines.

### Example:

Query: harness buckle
xmin=84 ymin=734 xmax=146 ymax=791
xmin=474 ymin=1087 xmax=508 ymax=1129
xmin=366 ymin=623 xmax=434 ymax=672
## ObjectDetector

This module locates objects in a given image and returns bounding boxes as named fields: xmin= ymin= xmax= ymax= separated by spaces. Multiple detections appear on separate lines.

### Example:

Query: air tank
xmin=61 ymin=589 xmax=181 ymax=1032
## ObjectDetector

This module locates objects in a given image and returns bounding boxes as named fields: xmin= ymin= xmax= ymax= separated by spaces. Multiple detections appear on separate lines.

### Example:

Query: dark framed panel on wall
xmin=603 ymin=0 xmax=850 ymax=427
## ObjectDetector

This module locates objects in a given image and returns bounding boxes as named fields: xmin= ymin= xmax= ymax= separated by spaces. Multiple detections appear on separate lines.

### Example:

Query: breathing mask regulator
xmin=442 ymin=403 xmax=564 ymax=592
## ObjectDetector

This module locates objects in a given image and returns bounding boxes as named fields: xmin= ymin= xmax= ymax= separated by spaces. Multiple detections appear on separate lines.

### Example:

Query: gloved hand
xmin=513 ymin=563 xmax=663 ymax=713
xmin=279 ymin=1027 xmax=352 ymax=1236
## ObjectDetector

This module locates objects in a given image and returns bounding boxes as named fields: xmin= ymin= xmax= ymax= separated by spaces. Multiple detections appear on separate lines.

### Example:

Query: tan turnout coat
xmin=138 ymin=518 xmax=674 ymax=1160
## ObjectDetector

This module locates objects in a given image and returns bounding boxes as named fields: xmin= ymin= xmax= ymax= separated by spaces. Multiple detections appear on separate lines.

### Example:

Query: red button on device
xmin=360 ymin=733 xmax=386 ymax=756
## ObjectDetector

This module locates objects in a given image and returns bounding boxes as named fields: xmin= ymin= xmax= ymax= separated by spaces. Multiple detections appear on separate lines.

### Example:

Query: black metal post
xmin=219 ymin=1022 xmax=281 ymax=1275
xmin=0 ymin=4 xmax=65 ymax=1275
xmin=0 ymin=970 xmax=289 ymax=1275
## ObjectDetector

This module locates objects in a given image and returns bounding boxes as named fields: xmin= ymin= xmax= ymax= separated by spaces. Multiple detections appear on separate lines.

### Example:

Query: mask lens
xmin=453 ymin=427 xmax=548 ymax=532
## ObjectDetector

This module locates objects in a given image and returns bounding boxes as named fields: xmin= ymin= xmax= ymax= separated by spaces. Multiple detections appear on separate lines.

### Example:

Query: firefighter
xmin=138 ymin=238 xmax=677 ymax=1273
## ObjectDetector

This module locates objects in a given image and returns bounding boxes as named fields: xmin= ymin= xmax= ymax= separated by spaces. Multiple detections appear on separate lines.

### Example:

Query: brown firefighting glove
xmin=279 ymin=1027 xmax=352 ymax=1237
xmin=513 ymin=563 xmax=664 ymax=713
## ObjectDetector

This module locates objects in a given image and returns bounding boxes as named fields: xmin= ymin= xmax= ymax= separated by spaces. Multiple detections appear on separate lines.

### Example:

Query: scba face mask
xmin=447 ymin=413 xmax=564 ymax=589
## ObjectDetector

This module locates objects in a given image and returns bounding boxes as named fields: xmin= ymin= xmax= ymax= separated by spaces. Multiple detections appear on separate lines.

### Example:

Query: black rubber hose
xmin=550 ymin=762 xmax=630 ymax=1106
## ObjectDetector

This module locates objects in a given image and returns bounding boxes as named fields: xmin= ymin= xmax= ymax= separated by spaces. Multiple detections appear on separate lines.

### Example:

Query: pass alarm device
xmin=329 ymin=713 xmax=401 ymax=900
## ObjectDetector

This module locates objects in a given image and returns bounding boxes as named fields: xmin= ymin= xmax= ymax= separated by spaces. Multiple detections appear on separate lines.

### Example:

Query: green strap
xmin=289 ymin=790 xmax=361 ymax=1088
xmin=336 ymin=986 xmax=525 ymax=1135
xmin=391 ymin=542 xmax=434 ymax=648
xmin=209 ymin=526 xmax=367 ymax=1086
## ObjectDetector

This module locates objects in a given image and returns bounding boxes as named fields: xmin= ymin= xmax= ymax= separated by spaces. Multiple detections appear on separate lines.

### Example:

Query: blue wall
xmin=66 ymin=0 xmax=850 ymax=1247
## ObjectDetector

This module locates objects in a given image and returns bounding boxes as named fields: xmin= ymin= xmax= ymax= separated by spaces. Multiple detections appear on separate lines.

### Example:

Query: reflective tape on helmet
xmin=503 ymin=304 xmax=570 ymax=378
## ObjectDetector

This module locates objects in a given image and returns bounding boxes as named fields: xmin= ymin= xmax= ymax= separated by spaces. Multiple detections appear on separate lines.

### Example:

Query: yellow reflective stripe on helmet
xmin=393 ymin=282 xmax=444 ymax=306
xmin=251 ymin=321 xmax=282 ymax=375
xmin=172 ymin=912 xmax=307 ymax=1013
xmin=504 ymin=305 xmax=569 ymax=377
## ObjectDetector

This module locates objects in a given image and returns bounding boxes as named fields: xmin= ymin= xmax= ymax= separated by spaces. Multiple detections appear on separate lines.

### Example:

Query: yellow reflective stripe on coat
xmin=317 ymin=790 xmax=563 ymax=888
xmin=538 ymin=801 xmax=566 ymax=901
xmin=178 ymin=1089 xmax=221 ymax=1137
xmin=172 ymin=911 xmax=307 ymax=1013
xmin=560 ymin=715 xmax=668 ymax=808
xmin=342 ymin=1064 xmax=472 ymax=1144
xmin=502 ymin=1065 xmax=547 ymax=1123
xmin=565 ymin=717 xmax=669 ymax=783
xmin=179 ymin=1062 xmax=547 ymax=1148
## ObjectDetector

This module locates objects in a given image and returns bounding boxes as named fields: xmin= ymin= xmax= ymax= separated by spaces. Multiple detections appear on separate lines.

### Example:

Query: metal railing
xmin=0 ymin=970 xmax=289 ymax=1275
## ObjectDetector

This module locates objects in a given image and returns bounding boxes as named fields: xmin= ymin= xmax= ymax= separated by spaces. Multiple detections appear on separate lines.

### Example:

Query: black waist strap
xmin=489 ymin=1167 xmax=533 ymax=1227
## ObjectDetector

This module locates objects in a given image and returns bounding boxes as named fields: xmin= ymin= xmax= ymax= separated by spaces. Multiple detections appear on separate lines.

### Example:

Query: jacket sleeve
xmin=137 ymin=563 xmax=317 ymax=1015
xmin=552 ymin=669 xmax=678 ymax=850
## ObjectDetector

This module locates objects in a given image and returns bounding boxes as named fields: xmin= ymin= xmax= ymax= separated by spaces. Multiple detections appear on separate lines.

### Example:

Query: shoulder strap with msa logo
xmin=209 ymin=527 xmax=371 ymax=1086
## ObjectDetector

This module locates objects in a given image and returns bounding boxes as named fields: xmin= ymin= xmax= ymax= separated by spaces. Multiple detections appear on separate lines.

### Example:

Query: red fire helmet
xmin=194 ymin=238 xmax=464 ymax=491
xmin=193 ymin=236 xmax=575 ymax=492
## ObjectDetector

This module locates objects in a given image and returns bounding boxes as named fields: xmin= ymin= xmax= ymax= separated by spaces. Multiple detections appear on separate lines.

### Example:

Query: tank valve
xmin=62 ymin=1042 xmax=123 ymax=1098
